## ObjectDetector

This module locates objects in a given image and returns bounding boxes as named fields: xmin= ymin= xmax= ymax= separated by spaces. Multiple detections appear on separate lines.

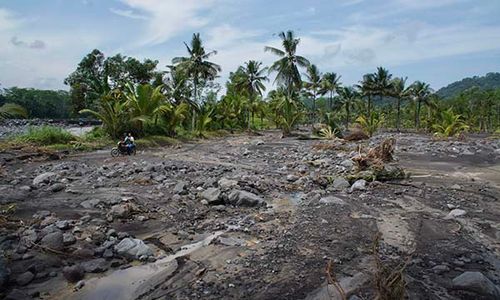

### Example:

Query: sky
xmin=0 ymin=0 xmax=499 ymax=92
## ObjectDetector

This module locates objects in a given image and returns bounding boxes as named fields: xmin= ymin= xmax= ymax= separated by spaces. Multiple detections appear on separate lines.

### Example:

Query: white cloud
xmin=0 ymin=8 xmax=20 ymax=31
xmin=109 ymin=8 xmax=147 ymax=20
xmin=115 ymin=0 xmax=219 ymax=45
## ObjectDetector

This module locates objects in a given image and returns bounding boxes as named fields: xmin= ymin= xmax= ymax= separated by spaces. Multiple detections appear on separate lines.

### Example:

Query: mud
xmin=0 ymin=131 xmax=499 ymax=299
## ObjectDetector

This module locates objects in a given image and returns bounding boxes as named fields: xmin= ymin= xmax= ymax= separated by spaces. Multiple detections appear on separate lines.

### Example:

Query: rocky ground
xmin=0 ymin=119 xmax=98 ymax=138
xmin=0 ymin=130 xmax=499 ymax=300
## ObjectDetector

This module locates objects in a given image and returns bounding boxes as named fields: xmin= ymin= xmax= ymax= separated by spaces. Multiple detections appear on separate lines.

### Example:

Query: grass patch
xmin=13 ymin=126 xmax=75 ymax=146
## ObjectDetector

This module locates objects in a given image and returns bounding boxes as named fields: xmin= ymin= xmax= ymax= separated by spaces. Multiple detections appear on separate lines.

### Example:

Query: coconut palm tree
xmin=265 ymin=30 xmax=310 ymax=96
xmin=357 ymin=73 xmax=376 ymax=117
xmin=373 ymin=67 xmax=393 ymax=99
xmin=0 ymin=103 xmax=28 ymax=120
xmin=303 ymin=64 xmax=322 ymax=126
xmin=321 ymin=72 xmax=342 ymax=110
xmin=235 ymin=60 xmax=269 ymax=129
xmin=172 ymin=33 xmax=221 ymax=129
xmin=390 ymin=77 xmax=412 ymax=131
xmin=337 ymin=86 xmax=360 ymax=130
xmin=410 ymin=81 xmax=432 ymax=129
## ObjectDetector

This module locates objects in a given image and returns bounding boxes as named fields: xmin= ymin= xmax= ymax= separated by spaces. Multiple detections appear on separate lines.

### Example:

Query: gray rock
xmin=55 ymin=220 xmax=71 ymax=230
xmin=319 ymin=196 xmax=345 ymax=205
xmin=16 ymin=271 xmax=34 ymax=286
xmin=109 ymin=204 xmax=131 ymax=218
xmin=350 ymin=179 xmax=367 ymax=192
xmin=445 ymin=209 xmax=467 ymax=220
xmin=62 ymin=265 xmax=84 ymax=283
xmin=332 ymin=177 xmax=350 ymax=190
xmin=63 ymin=233 xmax=76 ymax=246
xmin=286 ymin=174 xmax=299 ymax=182
xmin=340 ymin=159 xmax=354 ymax=169
xmin=80 ymin=199 xmax=101 ymax=209
xmin=0 ymin=257 xmax=10 ymax=290
xmin=218 ymin=178 xmax=238 ymax=190
xmin=114 ymin=238 xmax=153 ymax=259
xmin=227 ymin=190 xmax=265 ymax=207
xmin=432 ymin=264 xmax=450 ymax=274
xmin=75 ymin=280 xmax=85 ymax=290
xmin=451 ymin=184 xmax=462 ymax=190
xmin=5 ymin=289 xmax=32 ymax=300
xmin=33 ymin=172 xmax=56 ymax=185
xmin=452 ymin=271 xmax=500 ymax=299
xmin=50 ymin=183 xmax=66 ymax=193
xmin=173 ymin=181 xmax=187 ymax=194
xmin=81 ymin=258 xmax=108 ymax=273
xmin=218 ymin=237 xmax=246 ymax=247
xmin=19 ymin=185 xmax=31 ymax=192
xmin=40 ymin=231 xmax=64 ymax=251
xmin=201 ymin=188 xmax=222 ymax=205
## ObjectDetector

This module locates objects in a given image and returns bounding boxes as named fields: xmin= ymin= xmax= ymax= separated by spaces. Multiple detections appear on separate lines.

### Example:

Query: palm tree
xmin=390 ymin=77 xmax=412 ymax=131
xmin=373 ymin=67 xmax=393 ymax=100
xmin=357 ymin=73 xmax=376 ymax=117
xmin=0 ymin=103 xmax=28 ymax=120
xmin=321 ymin=72 xmax=342 ymax=110
xmin=172 ymin=33 xmax=221 ymax=129
xmin=303 ymin=64 xmax=322 ymax=126
xmin=124 ymin=83 xmax=171 ymax=134
xmin=410 ymin=81 xmax=432 ymax=129
xmin=337 ymin=86 xmax=360 ymax=130
xmin=235 ymin=60 xmax=269 ymax=129
xmin=265 ymin=30 xmax=310 ymax=96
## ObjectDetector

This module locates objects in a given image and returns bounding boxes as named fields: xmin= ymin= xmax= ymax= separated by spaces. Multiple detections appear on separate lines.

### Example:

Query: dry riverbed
xmin=0 ymin=131 xmax=499 ymax=299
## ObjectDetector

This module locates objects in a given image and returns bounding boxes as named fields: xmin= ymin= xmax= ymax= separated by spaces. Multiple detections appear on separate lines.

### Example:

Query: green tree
xmin=0 ymin=103 xmax=28 ymax=120
xmin=337 ymin=86 xmax=360 ymax=130
xmin=303 ymin=64 xmax=322 ymax=126
xmin=321 ymin=72 xmax=342 ymax=110
xmin=410 ymin=81 xmax=432 ymax=129
xmin=234 ymin=60 xmax=268 ymax=129
xmin=172 ymin=33 xmax=221 ymax=130
xmin=390 ymin=77 xmax=412 ymax=131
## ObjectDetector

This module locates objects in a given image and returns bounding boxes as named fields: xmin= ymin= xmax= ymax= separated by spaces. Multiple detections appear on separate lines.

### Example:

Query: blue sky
xmin=0 ymin=0 xmax=499 ymax=92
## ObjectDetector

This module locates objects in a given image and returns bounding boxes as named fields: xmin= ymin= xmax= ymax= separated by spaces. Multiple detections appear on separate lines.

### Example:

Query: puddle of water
xmin=72 ymin=231 xmax=224 ymax=300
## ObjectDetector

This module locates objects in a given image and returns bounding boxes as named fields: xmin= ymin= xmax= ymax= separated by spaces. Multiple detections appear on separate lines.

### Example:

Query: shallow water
xmin=72 ymin=231 xmax=224 ymax=300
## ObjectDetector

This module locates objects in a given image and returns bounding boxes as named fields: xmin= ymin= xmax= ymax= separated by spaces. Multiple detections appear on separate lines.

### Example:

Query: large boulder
xmin=201 ymin=188 xmax=222 ymax=205
xmin=33 ymin=172 xmax=56 ymax=186
xmin=81 ymin=258 xmax=108 ymax=273
xmin=115 ymin=238 xmax=153 ymax=260
xmin=40 ymin=231 xmax=64 ymax=251
xmin=227 ymin=190 xmax=265 ymax=207
xmin=452 ymin=271 xmax=500 ymax=299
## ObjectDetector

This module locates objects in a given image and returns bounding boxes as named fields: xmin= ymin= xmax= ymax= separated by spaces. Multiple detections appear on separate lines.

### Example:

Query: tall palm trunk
xmin=192 ymin=78 xmax=197 ymax=131
xmin=415 ymin=99 xmax=422 ymax=129
xmin=346 ymin=102 xmax=350 ymax=130
xmin=396 ymin=97 xmax=401 ymax=132
xmin=367 ymin=95 xmax=372 ymax=117
xmin=311 ymin=92 xmax=316 ymax=129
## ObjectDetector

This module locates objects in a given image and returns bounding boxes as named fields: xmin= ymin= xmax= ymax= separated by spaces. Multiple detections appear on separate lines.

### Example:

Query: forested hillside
xmin=436 ymin=72 xmax=500 ymax=98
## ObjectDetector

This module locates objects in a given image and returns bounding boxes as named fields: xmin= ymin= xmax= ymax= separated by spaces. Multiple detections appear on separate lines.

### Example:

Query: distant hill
xmin=436 ymin=72 xmax=500 ymax=99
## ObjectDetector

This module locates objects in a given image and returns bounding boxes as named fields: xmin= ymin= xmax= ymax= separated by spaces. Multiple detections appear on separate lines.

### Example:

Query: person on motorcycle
xmin=124 ymin=132 xmax=135 ymax=155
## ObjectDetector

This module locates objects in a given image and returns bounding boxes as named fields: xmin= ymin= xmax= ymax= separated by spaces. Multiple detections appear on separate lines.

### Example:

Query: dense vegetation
xmin=0 ymin=87 xmax=71 ymax=119
xmin=2 ymin=30 xmax=499 ymax=141
xmin=436 ymin=72 xmax=500 ymax=99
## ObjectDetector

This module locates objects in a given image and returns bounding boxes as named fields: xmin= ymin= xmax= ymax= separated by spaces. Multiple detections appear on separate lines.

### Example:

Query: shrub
xmin=13 ymin=126 xmax=75 ymax=146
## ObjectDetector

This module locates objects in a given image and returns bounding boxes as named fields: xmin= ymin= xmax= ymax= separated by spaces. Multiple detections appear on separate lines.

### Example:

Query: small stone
xmin=451 ymin=184 xmax=461 ymax=190
xmin=114 ymin=238 xmax=153 ymax=259
xmin=16 ymin=271 xmax=34 ymax=286
xmin=81 ymin=258 xmax=108 ymax=273
xmin=319 ymin=196 xmax=345 ymax=205
xmin=74 ymin=280 xmax=85 ymax=290
xmin=445 ymin=209 xmax=467 ymax=220
xmin=62 ymin=265 xmax=85 ymax=283
xmin=33 ymin=172 xmax=56 ymax=185
xmin=218 ymin=178 xmax=238 ymax=190
xmin=201 ymin=188 xmax=222 ymax=205
xmin=432 ymin=264 xmax=450 ymax=274
xmin=63 ymin=233 xmax=76 ymax=246
xmin=55 ymin=220 xmax=71 ymax=230
xmin=173 ymin=181 xmax=187 ymax=194
xmin=332 ymin=177 xmax=350 ymax=190
xmin=80 ymin=199 xmax=101 ymax=209
xmin=286 ymin=174 xmax=299 ymax=182
xmin=50 ymin=183 xmax=66 ymax=193
xmin=350 ymin=179 xmax=367 ymax=192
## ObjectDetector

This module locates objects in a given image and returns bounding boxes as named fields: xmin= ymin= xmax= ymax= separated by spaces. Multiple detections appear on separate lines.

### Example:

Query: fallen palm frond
xmin=326 ymin=259 xmax=347 ymax=300
xmin=352 ymin=138 xmax=395 ymax=171
xmin=372 ymin=233 xmax=408 ymax=300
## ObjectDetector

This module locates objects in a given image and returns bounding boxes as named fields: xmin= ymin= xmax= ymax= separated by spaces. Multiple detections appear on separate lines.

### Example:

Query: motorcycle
xmin=111 ymin=142 xmax=136 ymax=157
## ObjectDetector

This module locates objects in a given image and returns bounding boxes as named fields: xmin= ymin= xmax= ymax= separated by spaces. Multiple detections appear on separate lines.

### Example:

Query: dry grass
xmin=372 ymin=233 xmax=408 ymax=300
